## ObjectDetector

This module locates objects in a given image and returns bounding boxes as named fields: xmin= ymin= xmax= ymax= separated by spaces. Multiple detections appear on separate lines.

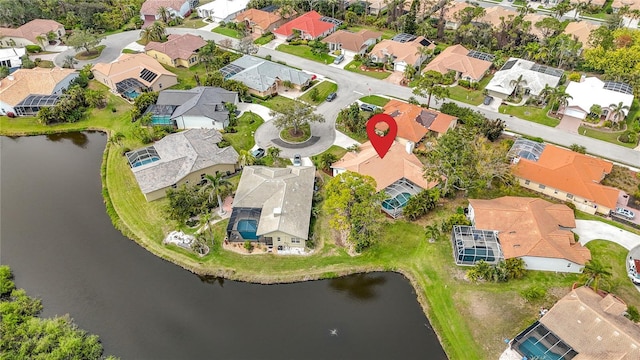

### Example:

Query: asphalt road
xmin=56 ymin=26 xmax=640 ymax=166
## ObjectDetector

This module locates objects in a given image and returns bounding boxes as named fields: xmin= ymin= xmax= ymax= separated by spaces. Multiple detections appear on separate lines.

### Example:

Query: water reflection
xmin=198 ymin=274 xmax=225 ymax=287
xmin=45 ymin=131 xmax=93 ymax=148
xmin=329 ymin=273 xmax=387 ymax=300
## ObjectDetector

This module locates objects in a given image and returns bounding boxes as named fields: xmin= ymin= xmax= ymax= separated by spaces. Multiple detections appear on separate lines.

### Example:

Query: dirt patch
xmin=459 ymin=289 xmax=538 ymax=358
xmin=603 ymin=165 xmax=639 ymax=197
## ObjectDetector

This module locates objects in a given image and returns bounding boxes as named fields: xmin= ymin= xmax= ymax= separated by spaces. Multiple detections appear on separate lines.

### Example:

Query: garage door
xmin=394 ymin=62 xmax=406 ymax=72
xmin=562 ymin=108 xmax=586 ymax=120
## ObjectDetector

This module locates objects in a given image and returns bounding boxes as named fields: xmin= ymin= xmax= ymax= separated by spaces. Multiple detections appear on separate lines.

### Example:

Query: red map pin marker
xmin=366 ymin=113 xmax=397 ymax=159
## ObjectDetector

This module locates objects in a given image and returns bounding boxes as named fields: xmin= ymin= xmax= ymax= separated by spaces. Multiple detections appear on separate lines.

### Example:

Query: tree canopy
xmin=270 ymin=101 xmax=325 ymax=136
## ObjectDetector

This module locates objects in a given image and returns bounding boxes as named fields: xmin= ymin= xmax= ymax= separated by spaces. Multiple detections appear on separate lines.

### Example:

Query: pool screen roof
xmin=145 ymin=104 xmax=177 ymax=116
xmin=603 ymin=81 xmax=633 ymax=95
xmin=451 ymin=225 xmax=503 ymax=266
xmin=320 ymin=16 xmax=342 ymax=26
xmin=220 ymin=63 xmax=245 ymax=79
xmin=382 ymin=178 xmax=422 ymax=219
xmin=126 ymin=146 xmax=160 ymax=168
xmin=507 ymin=138 xmax=546 ymax=162
xmin=530 ymin=63 xmax=563 ymax=78
xmin=512 ymin=321 xmax=578 ymax=360
xmin=392 ymin=33 xmax=417 ymax=43
xmin=467 ymin=50 xmax=495 ymax=62
xmin=116 ymin=78 xmax=146 ymax=93
xmin=226 ymin=207 xmax=262 ymax=236
xmin=15 ymin=94 xmax=60 ymax=107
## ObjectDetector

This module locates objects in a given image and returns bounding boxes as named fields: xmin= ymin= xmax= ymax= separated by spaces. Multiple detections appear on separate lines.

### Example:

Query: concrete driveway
xmin=574 ymin=219 xmax=640 ymax=250
xmin=238 ymin=103 xmax=272 ymax=122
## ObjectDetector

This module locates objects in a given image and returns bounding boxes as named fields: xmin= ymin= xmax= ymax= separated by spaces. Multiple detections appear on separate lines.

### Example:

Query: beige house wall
xmin=516 ymin=177 xmax=610 ymax=215
xmin=92 ymin=70 xmax=114 ymax=91
xmin=144 ymin=163 xmax=238 ymax=201
xmin=146 ymin=49 xmax=198 ymax=68
xmin=263 ymin=230 xmax=306 ymax=253
xmin=149 ymin=73 xmax=178 ymax=91
xmin=0 ymin=36 xmax=35 ymax=47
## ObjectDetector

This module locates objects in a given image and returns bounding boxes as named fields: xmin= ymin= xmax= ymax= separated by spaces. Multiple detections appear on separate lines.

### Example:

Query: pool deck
xmin=499 ymin=347 xmax=525 ymax=360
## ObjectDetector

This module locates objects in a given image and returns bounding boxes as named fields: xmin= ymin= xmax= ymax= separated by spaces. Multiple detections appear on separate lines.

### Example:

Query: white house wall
xmin=520 ymin=256 xmax=584 ymax=273
xmin=52 ymin=73 xmax=79 ymax=95
xmin=0 ymin=99 xmax=15 ymax=115
xmin=175 ymin=115 xmax=227 ymax=130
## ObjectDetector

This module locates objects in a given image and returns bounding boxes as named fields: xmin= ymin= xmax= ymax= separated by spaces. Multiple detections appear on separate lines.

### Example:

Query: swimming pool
xmin=237 ymin=219 xmax=258 ymax=240
xmin=518 ymin=337 xmax=564 ymax=360
xmin=151 ymin=116 xmax=173 ymax=126
xmin=382 ymin=192 xmax=412 ymax=210
xmin=131 ymin=157 xmax=160 ymax=168
xmin=124 ymin=90 xmax=140 ymax=99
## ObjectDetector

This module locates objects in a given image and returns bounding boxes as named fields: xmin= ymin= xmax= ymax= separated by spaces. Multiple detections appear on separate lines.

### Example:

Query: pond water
xmin=0 ymin=132 xmax=447 ymax=359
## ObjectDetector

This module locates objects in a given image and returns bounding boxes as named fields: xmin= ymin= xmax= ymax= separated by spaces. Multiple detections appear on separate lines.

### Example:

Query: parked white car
xmin=615 ymin=207 xmax=635 ymax=220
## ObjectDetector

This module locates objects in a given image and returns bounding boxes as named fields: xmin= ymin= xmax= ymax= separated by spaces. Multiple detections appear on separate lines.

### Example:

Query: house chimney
xmin=7 ymin=75 xmax=14 ymax=81
xmin=273 ymin=207 xmax=282 ymax=216
xmin=580 ymin=74 xmax=586 ymax=83
xmin=405 ymin=141 xmax=414 ymax=154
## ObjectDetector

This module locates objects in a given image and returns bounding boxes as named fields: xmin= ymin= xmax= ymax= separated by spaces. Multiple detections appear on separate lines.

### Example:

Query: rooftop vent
xmin=274 ymin=207 xmax=282 ymax=216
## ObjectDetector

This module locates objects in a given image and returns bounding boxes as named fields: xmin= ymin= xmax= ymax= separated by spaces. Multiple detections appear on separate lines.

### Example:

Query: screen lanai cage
xmin=226 ymin=207 xmax=262 ymax=242
xmin=451 ymin=225 xmax=504 ymax=266
xmin=381 ymin=178 xmax=422 ymax=219
xmin=508 ymin=138 xmax=546 ymax=163
xmin=510 ymin=321 xmax=578 ymax=360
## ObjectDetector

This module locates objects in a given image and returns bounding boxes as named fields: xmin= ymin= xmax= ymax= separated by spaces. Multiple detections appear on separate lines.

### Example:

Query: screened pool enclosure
xmin=451 ymin=225 xmax=504 ymax=265
xmin=510 ymin=321 xmax=578 ymax=360
xmin=381 ymin=178 xmax=422 ymax=218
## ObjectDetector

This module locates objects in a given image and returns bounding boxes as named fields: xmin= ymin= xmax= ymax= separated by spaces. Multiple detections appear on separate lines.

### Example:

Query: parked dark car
xmin=483 ymin=96 xmax=494 ymax=105
xmin=360 ymin=103 xmax=376 ymax=112
xmin=333 ymin=54 xmax=345 ymax=64
xmin=326 ymin=92 xmax=337 ymax=102
xmin=251 ymin=148 xmax=265 ymax=158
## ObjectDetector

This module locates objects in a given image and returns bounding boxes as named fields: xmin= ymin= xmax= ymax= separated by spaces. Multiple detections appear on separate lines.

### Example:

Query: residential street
xmin=55 ymin=27 xmax=640 ymax=166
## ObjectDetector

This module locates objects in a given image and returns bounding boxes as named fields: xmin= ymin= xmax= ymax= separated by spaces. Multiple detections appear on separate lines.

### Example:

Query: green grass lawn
xmin=344 ymin=60 xmax=391 ymax=80
xmin=359 ymin=95 xmax=390 ymax=107
xmin=499 ymin=104 xmax=560 ymax=127
xmin=5 ymin=86 xmax=640 ymax=360
xmin=298 ymin=81 xmax=338 ymax=105
xmin=176 ymin=18 xmax=208 ymax=29
xmin=223 ymin=112 xmax=264 ymax=151
xmin=253 ymin=95 xmax=298 ymax=112
xmin=254 ymin=33 xmax=275 ymax=45
xmin=75 ymin=45 xmax=106 ymax=60
xmin=212 ymin=26 xmax=243 ymax=39
xmin=163 ymin=63 xmax=205 ymax=90
xmin=446 ymin=75 xmax=493 ymax=106
xmin=578 ymin=125 xmax=637 ymax=148
xmin=276 ymin=44 xmax=335 ymax=64
xmin=585 ymin=240 xmax=640 ymax=306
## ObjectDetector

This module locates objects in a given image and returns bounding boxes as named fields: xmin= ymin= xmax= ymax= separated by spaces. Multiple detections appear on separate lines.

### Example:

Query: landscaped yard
xmin=446 ymin=75 xmax=494 ymax=106
xmin=212 ymin=26 xmax=243 ymax=39
xmin=578 ymin=125 xmax=637 ymax=148
xmin=298 ymin=81 xmax=338 ymax=105
xmin=223 ymin=112 xmax=264 ymax=151
xmin=359 ymin=95 xmax=390 ymax=107
xmin=176 ymin=17 xmax=208 ymax=29
xmin=499 ymin=104 xmax=560 ymax=127
xmin=163 ymin=63 xmax=207 ymax=90
xmin=347 ymin=25 xmax=396 ymax=40
xmin=254 ymin=33 xmax=275 ymax=45
xmin=252 ymin=95 xmax=298 ymax=112
xmin=276 ymin=44 xmax=334 ymax=64
xmin=344 ymin=60 xmax=391 ymax=80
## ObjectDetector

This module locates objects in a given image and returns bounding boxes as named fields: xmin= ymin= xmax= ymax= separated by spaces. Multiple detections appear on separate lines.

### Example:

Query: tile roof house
xmin=227 ymin=166 xmax=315 ymax=254
xmin=0 ymin=19 xmax=65 ymax=48
xmin=148 ymin=86 xmax=239 ymax=129
xmin=509 ymin=139 xmax=619 ymax=215
xmin=126 ymin=129 xmax=239 ymax=201
xmin=439 ymin=2 xmax=474 ymax=30
xmin=0 ymin=47 xmax=26 ymax=70
xmin=613 ymin=0 xmax=640 ymax=28
xmin=0 ymin=67 xmax=78 ymax=117
xmin=502 ymin=286 xmax=640 ymax=360
xmin=273 ymin=11 xmax=338 ymax=40
xmin=462 ymin=196 xmax=591 ymax=273
xmin=145 ymin=33 xmax=207 ymax=68
xmin=221 ymin=55 xmax=311 ymax=97
xmin=321 ymin=29 xmax=382 ymax=57
xmin=140 ymin=0 xmax=192 ymax=26
xmin=331 ymin=141 xmax=438 ymax=218
xmin=369 ymin=36 xmax=436 ymax=72
xmin=233 ymin=8 xmax=287 ymax=35
xmin=477 ymin=6 xmax=518 ymax=29
xmin=563 ymin=21 xmax=600 ymax=49
xmin=196 ymin=0 xmax=250 ymax=23
xmin=92 ymin=53 xmax=178 ymax=99
xmin=423 ymin=44 xmax=492 ymax=82
xmin=485 ymin=58 xmax=563 ymax=100
xmin=561 ymin=77 xmax=634 ymax=121
xmin=383 ymin=99 xmax=457 ymax=146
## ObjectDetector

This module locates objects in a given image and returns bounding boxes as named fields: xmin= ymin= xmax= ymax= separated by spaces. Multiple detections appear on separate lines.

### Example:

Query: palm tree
xmin=200 ymin=173 xmax=231 ymax=216
xmin=415 ymin=47 xmax=434 ymax=73
xmin=267 ymin=147 xmax=281 ymax=159
xmin=140 ymin=21 xmax=166 ymax=43
xmin=608 ymin=101 xmax=630 ymax=125
xmin=582 ymin=260 xmax=612 ymax=293
xmin=313 ymin=152 xmax=337 ymax=172
xmin=157 ymin=6 xmax=171 ymax=24
xmin=35 ymin=35 xmax=46 ymax=49
xmin=509 ymin=74 xmax=526 ymax=99
xmin=108 ymin=132 xmax=125 ymax=147
xmin=62 ymin=55 xmax=78 ymax=69
xmin=424 ymin=224 xmax=440 ymax=243
xmin=238 ymin=149 xmax=256 ymax=168
xmin=553 ymin=90 xmax=572 ymax=115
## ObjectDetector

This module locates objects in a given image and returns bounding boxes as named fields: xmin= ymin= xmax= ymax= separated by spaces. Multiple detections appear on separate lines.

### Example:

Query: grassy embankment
xmin=3 ymin=83 xmax=640 ymax=360
xmin=298 ymin=81 xmax=338 ymax=105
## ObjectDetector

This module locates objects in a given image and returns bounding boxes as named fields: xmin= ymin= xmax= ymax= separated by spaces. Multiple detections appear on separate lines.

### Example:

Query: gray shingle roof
xmin=232 ymin=166 xmax=315 ymax=239
xmin=156 ymin=86 xmax=238 ymax=124
xmin=227 ymin=55 xmax=312 ymax=92
xmin=131 ymin=129 xmax=239 ymax=194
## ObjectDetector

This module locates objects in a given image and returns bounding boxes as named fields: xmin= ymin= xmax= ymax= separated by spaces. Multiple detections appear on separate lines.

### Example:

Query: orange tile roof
xmin=478 ymin=6 xmax=518 ymax=28
xmin=611 ymin=0 xmax=640 ymax=10
xmin=513 ymin=144 xmax=619 ymax=209
xmin=370 ymin=36 xmax=435 ymax=67
xmin=0 ymin=19 xmax=63 ymax=44
xmin=563 ymin=21 xmax=600 ymax=49
xmin=423 ymin=44 xmax=492 ymax=82
xmin=235 ymin=8 xmax=282 ymax=31
xmin=331 ymin=141 xmax=437 ymax=192
xmin=470 ymin=196 xmax=591 ymax=264
xmin=145 ymin=33 xmax=206 ymax=61
xmin=441 ymin=2 xmax=473 ymax=22
xmin=141 ymin=0 xmax=187 ymax=15
xmin=92 ymin=53 xmax=176 ymax=88
xmin=382 ymin=99 xmax=457 ymax=142
xmin=321 ymin=29 xmax=382 ymax=53
xmin=273 ymin=11 xmax=335 ymax=38
xmin=0 ymin=67 xmax=77 ymax=106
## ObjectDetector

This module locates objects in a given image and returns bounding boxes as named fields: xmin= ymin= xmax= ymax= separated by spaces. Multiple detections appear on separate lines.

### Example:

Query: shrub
xmin=6 ymin=111 xmax=15 ymax=118
xmin=244 ymin=240 xmax=254 ymax=252
xmin=521 ymin=286 xmax=547 ymax=303
xmin=25 ymin=45 xmax=41 ymax=53
xmin=567 ymin=72 xmax=581 ymax=82
xmin=605 ymin=4 xmax=613 ymax=14
xmin=121 ymin=146 xmax=131 ymax=156
xmin=458 ymin=79 xmax=471 ymax=88
xmin=265 ymin=54 xmax=272 ymax=61
xmin=627 ymin=305 xmax=640 ymax=322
